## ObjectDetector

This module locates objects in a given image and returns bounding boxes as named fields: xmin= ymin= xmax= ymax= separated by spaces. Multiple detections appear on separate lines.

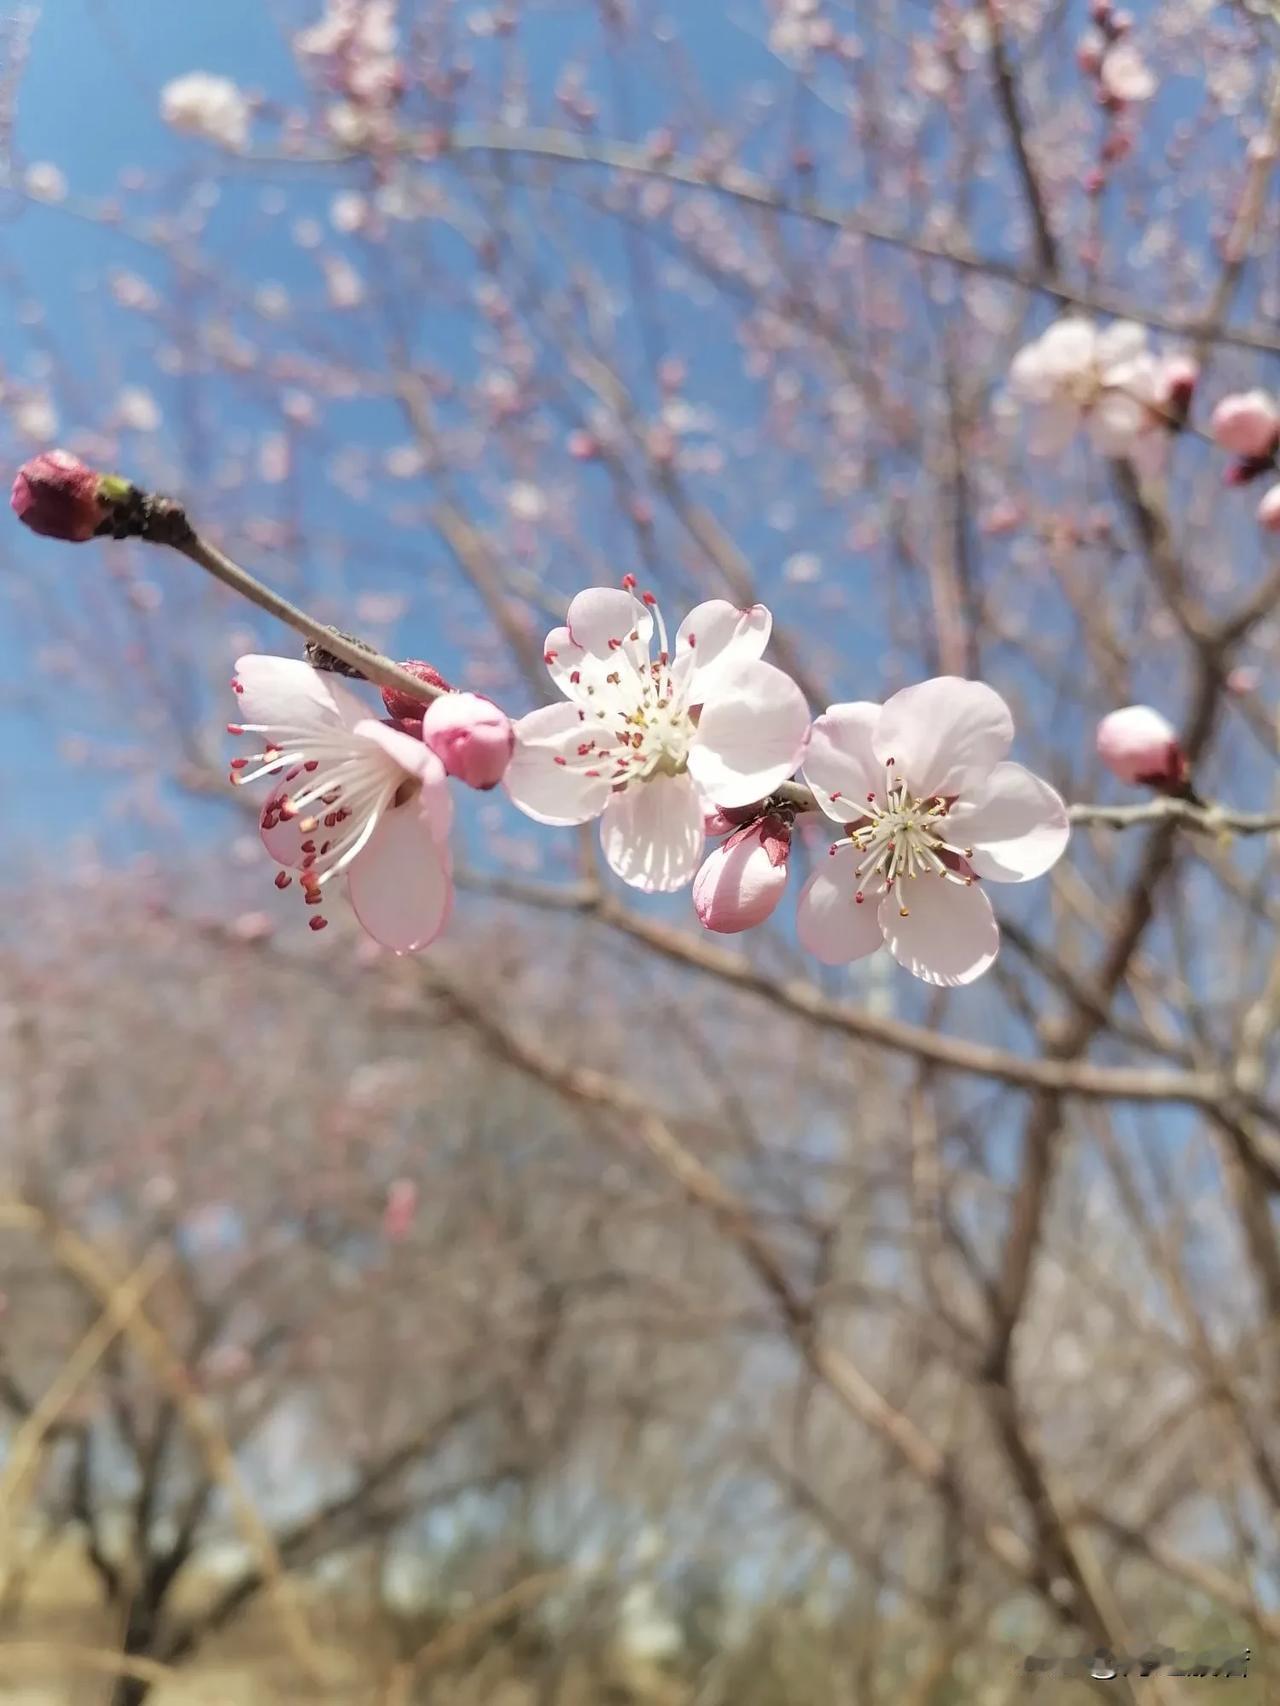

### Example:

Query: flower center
xmin=831 ymin=759 xmax=975 ymax=917
xmin=571 ymin=596 xmax=695 ymax=790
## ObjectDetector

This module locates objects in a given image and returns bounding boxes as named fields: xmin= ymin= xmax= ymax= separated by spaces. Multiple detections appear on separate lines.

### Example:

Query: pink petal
xmin=233 ymin=654 xmax=366 ymax=732
xmin=944 ymin=763 xmax=1068 ymax=883
xmin=565 ymin=586 xmax=654 ymax=659
xmin=802 ymin=702 xmax=882 ymax=822
xmin=673 ymin=600 xmax=771 ymax=703
xmin=878 ymin=876 xmax=998 ymax=987
xmin=687 ymin=660 xmax=810 ymax=808
xmin=599 ymin=771 xmax=705 ymax=892
xmin=872 ymin=677 xmax=1013 ymax=799
xmin=347 ymin=798 xmax=453 ymax=954
xmin=692 ymin=822 xmax=788 ymax=933
xmin=356 ymin=722 xmax=453 ymax=844
xmin=795 ymin=845 xmax=884 ymax=965
xmin=503 ymin=703 xmax=614 ymax=827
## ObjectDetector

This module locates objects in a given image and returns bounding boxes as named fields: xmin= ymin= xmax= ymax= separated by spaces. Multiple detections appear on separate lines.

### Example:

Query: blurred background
xmin=2 ymin=0 xmax=1279 ymax=1700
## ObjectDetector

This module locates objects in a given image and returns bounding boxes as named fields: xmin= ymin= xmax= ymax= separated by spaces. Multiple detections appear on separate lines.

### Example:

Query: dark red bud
xmin=381 ymin=659 xmax=452 ymax=721
xmin=11 ymin=451 xmax=113 ymax=542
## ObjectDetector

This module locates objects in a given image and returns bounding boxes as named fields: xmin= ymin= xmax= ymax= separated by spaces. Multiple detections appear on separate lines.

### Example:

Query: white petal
xmin=540 ymin=624 xmax=616 ymax=703
xmin=942 ymin=762 xmax=1069 ymax=883
xmin=565 ymin=586 xmax=654 ymax=659
xmin=503 ymin=703 xmax=613 ymax=826
xmin=802 ymin=702 xmax=882 ymax=822
xmin=673 ymin=600 xmax=771 ymax=703
xmin=872 ymin=677 xmax=1013 ymax=799
xmin=347 ymin=799 xmax=453 ymax=953
xmin=878 ymin=877 xmax=998 ymax=987
xmin=600 ymin=772 xmax=705 ymax=892
xmin=1037 ymin=317 xmax=1097 ymax=378
xmin=234 ymin=654 xmax=367 ymax=732
xmin=687 ymin=660 xmax=811 ymax=808
xmin=1089 ymin=390 xmax=1147 ymax=455
xmin=795 ymin=845 xmax=885 ymax=965
xmin=1096 ymin=319 xmax=1148 ymax=370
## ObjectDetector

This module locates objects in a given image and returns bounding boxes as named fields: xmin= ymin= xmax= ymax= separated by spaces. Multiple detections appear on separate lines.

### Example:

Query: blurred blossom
xmin=14 ymin=392 xmax=58 ymax=441
xmin=118 ymin=387 xmax=161 ymax=433
xmin=24 ymin=162 xmax=67 ymax=202
xmin=330 ymin=191 xmax=368 ymax=233
xmin=161 ymin=72 xmax=251 ymax=150
xmin=323 ymin=255 xmax=365 ymax=308
xmin=1100 ymin=42 xmax=1157 ymax=102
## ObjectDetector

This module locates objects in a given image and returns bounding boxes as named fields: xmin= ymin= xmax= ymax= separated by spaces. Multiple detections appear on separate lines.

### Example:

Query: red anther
xmin=229 ymin=757 xmax=247 ymax=770
xmin=554 ymin=755 xmax=568 ymax=766
xmin=544 ymin=649 xmax=558 ymax=664
xmin=304 ymin=887 xmax=323 ymax=906
xmin=622 ymin=573 xmax=637 ymax=589
xmin=642 ymin=591 xmax=657 ymax=605
xmin=308 ymin=915 xmax=328 ymax=931
xmin=607 ymin=637 xmax=622 ymax=651
xmin=232 ymin=681 xmax=245 ymax=694
xmin=300 ymin=840 xmax=316 ymax=854
xmin=569 ymin=669 xmax=581 ymax=684
xmin=828 ymin=845 xmax=838 ymax=856
xmin=227 ymin=723 xmax=244 ymax=735
xmin=855 ymin=891 xmax=864 ymax=904
xmin=303 ymin=759 xmax=319 ymax=772
xmin=866 ymin=792 xmax=876 ymax=802
xmin=687 ymin=634 xmax=697 ymax=648
xmin=274 ymin=871 xmax=291 ymax=890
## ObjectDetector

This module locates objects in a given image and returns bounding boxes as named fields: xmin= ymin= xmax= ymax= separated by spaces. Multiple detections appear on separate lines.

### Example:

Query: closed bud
xmin=421 ymin=691 xmax=514 ymax=790
xmin=11 ymin=450 xmax=113 ymax=541
xmin=1210 ymin=390 xmax=1280 ymax=460
xmin=1096 ymin=705 xmax=1187 ymax=791
xmin=380 ymin=659 xmax=451 ymax=722
xmin=693 ymin=815 xmax=790 ymax=934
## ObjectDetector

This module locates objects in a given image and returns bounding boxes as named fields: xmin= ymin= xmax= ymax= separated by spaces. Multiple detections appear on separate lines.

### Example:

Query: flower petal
xmin=872 ymin=677 xmax=1013 ymax=799
xmin=673 ymin=600 xmax=771 ymax=703
xmin=878 ymin=876 xmax=998 ymax=987
xmin=687 ymin=660 xmax=810 ymax=808
xmin=795 ymin=844 xmax=884 ymax=965
xmin=503 ymin=703 xmax=614 ymax=826
xmin=347 ymin=798 xmax=453 ymax=954
xmin=943 ymin=762 xmax=1069 ymax=883
xmin=802 ymin=702 xmax=882 ymax=823
xmin=234 ymin=654 xmax=366 ymax=732
xmin=565 ymin=586 xmax=654 ymax=659
xmin=599 ymin=772 xmax=704 ymax=892
xmin=356 ymin=722 xmax=453 ymax=845
xmin=1096 ymin=319 xmax=1148 ymax=370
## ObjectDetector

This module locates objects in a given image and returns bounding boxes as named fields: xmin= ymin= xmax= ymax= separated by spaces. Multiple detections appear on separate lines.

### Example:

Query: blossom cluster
xmin=216 ymin=576 xmax=1075 ymax=989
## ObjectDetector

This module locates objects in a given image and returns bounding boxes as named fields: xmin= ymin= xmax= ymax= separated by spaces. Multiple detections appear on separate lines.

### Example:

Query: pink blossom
xmin=161 ymin=73 xmax=250 ymax=151
xmin=1008 ymin=318 xmax=1160 ymax=459
xmin=694 ymin=816 xmax=791 ymax=933
xmin=1258 ymin=484 xmax=1280 ymax=532
xmin=383 ymin=1178 xmax=419 ymax=1242
xmin=421 ymin=692 xmax=514 ymax=790
xmin=796 ymin=681 xmax=1069 ymax=987
xmin=505 ymin=585 xmax=810 ymax=893
xmin=1210 ymin=391 xmax=1280 ymax=460
xmin=230 ymin=657 xmax=453 ymax=953
xmin=1096 ymin=705 xmax=1186 ymax=789
xmin=11 ymin=450 xmax=112 ymax=542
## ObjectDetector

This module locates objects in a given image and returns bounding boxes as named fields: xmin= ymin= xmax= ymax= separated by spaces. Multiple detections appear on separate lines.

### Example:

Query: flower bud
xmin=380 ymin=659 xmax=451 ymax=723
xmin=1096 ymin=705 xmax=1187 ymax=790
xmin=1210 ymin=390 xmax=1280 ymax=460
xmin=1156 ymin=354 xmax=1198 ymax=425
xmin=693 ymin=815 xmax=790 ymax=934
xmin=1258 ymin=483 xmax=1280 ymax=532
xmin=11 ymin=450 xmax=112 ymax=541
xmin=421 ymin=691 xmax=514 ymax=790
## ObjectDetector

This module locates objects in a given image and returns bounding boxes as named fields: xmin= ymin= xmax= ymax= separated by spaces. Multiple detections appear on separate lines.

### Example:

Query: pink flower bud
xmin=1157 ymin=355 xmax=1198 ymax=421
xmin=421 ymin=691 xmax=514 ymax=790
xmin=1257 ymin=483 xmax=1280 ymax=532
xmin=1096 ymin=705 xmax=1187 ymax=790
xmin=1210 ymin=390 xmax=1280 ymax=460
xmin=693 ymin=816 xmax=790 ymax=934
xmin=11 ymin=450 xmax=112 ymax=541
xmin=381 ymin=659 xmax=452 ymax=723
